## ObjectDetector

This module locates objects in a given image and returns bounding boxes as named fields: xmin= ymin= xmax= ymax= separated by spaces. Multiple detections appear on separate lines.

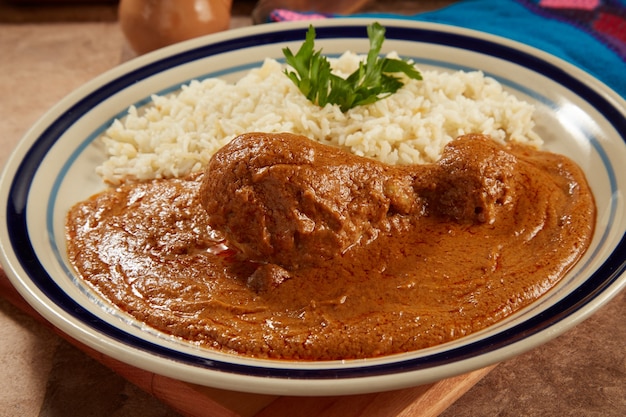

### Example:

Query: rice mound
xmin=97 ymin=52 xmax=542 ymax=185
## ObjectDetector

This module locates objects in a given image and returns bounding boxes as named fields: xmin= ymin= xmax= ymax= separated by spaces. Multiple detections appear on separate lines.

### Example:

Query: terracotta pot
xmin=118 ymin=0 xmax=233 ymax=55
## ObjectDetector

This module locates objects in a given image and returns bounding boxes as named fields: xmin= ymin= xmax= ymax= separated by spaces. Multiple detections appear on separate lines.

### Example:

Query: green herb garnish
xmin=282 ymin=22 xmax=422 ymax=112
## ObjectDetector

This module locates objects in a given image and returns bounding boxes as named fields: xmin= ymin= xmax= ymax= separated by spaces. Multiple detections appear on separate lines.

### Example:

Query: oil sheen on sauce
xmin=65 ymin=134 xmax=595 ymax=360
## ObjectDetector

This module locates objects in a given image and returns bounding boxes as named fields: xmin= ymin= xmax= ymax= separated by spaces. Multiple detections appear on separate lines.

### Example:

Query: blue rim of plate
xmin=4 ymin=21 xmax=626 ymax=380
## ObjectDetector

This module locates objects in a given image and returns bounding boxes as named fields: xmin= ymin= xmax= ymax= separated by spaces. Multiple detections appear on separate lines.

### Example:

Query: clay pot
xmin=118 ymin=0 xmax=233 ymax=55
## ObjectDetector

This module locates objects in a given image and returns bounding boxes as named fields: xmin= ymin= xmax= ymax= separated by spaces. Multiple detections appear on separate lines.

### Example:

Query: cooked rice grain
xmin=96 ymin=54 xmax=541 ymax=184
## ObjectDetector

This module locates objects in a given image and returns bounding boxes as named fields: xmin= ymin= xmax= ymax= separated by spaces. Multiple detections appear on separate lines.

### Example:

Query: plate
xmin=0 ymin=19 xmax=625 ymax=396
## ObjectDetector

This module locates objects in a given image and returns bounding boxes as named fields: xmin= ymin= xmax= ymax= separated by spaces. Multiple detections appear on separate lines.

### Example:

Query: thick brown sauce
xmin=66 ymin=134 xmax=595 ymax=360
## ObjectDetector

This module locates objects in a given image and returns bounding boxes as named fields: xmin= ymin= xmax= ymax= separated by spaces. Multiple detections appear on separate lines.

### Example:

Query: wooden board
xmin=0 ymin=269 xmax=495 ymax=417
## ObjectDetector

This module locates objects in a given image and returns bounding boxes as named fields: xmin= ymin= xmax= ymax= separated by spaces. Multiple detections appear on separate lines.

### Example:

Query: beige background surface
xmin=0 ymin=1 xmax=625 ymax=416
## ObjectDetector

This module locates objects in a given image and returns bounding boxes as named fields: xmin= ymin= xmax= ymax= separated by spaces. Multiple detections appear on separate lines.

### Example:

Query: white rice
xmin=96 ymin=52 xmax=542 ymax=185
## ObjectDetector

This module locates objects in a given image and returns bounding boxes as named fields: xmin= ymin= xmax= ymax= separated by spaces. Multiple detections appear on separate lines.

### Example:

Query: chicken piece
xmin=200 ymin=132 xmax=519 ymax=270
xmin=200 ymin=132 xmax=420 ymax=269
xmin=425 ymin=134 xmax=519 ymax=225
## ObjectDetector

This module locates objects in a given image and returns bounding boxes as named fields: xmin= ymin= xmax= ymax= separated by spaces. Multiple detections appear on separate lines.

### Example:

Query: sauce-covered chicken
xmin=201 ymin=133 xmax=535 ymax=271
xmin=66 ymin=133 xmax=595 ymax=360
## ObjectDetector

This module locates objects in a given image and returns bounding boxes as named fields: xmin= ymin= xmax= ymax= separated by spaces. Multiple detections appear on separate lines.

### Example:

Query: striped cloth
xmin=268 ymin=0 xmax=626 ymax=98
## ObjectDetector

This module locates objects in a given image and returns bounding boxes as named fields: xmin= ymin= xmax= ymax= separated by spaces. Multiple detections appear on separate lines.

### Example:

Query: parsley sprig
xmin=282 ymin=22 xmax=422 ymax=112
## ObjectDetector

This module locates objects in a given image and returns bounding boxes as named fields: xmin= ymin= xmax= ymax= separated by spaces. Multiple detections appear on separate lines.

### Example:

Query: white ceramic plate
xmin=1 ymin=19 xmax=625 ymax=396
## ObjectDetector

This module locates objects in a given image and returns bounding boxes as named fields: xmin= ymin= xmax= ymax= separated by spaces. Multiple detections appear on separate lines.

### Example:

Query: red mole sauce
xmin=66 ymin=133 xmax=595 ymax=360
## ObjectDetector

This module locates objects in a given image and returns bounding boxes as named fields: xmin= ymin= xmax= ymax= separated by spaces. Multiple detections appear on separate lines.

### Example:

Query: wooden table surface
xmin=0 ymin=1 xmax=624 ymax=416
